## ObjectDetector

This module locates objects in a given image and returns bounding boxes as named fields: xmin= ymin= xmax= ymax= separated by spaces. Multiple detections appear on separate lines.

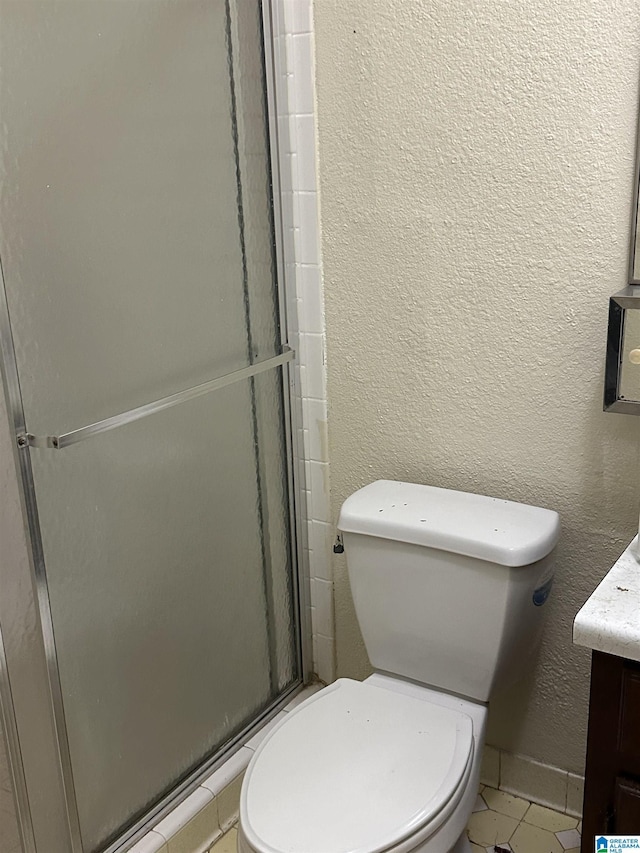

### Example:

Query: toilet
xmin=238 ymin=480 xmax=560 ymax=853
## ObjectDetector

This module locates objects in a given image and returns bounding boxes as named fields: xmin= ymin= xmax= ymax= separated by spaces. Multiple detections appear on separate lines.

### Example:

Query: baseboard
xmin=480 ymin=744 xmax=584 ymax=818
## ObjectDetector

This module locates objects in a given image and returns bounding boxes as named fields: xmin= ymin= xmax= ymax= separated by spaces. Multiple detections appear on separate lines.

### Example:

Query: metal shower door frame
xmin=0 ymin=1 xmax=312 ymax=850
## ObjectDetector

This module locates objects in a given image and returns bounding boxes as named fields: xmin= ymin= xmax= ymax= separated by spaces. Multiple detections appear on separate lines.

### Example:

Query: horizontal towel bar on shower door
xmin=17 ymin=347 xmax=295 ymax=451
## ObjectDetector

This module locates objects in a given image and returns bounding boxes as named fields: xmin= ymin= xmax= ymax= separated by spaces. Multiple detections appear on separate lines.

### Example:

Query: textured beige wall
xmin=314 ymin=0 xmax=640 ymax=773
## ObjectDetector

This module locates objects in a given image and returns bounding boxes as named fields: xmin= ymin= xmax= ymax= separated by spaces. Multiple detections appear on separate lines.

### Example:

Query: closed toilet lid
xmin=241 ymin=679 xmax=473 ymax=853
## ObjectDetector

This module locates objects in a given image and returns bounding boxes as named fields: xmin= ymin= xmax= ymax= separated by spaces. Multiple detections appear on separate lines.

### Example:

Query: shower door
xmin=0 ymin=2 xmax=302 ymax=852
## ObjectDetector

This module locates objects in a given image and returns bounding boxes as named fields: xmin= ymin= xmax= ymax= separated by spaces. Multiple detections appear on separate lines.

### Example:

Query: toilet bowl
xmin=238 ymin=674 xmax=485 ymax=853
xmin=238 ymin=481 xmax=560 ymax=853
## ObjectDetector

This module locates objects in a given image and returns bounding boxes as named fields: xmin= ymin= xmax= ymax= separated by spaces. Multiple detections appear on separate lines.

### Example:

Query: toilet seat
xmin=240 ymin=679 xmax=474 ymax=853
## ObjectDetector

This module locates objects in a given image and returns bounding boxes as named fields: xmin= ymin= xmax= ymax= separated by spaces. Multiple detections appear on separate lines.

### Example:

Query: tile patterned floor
xmin=208 ymin=787 xmax=581 ymax=853
xmin=210 ymin=826 xmax=237 ymax=852
xmin=468 ymin=786 xmax=581 ymax=853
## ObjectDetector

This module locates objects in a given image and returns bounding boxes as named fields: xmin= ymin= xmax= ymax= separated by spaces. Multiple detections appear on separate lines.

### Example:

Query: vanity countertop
xmin=573 ymin=536 xmax=640 ymax=662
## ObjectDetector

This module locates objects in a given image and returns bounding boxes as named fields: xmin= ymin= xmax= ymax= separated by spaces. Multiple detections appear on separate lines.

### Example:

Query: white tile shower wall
xmin=275 ymin=0 xmax=334 ymax=682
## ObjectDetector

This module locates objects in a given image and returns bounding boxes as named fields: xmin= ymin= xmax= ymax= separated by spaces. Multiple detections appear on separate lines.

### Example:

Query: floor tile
xmin=209 ymin=827 xmax=237 ymax=853
xmin=556 ymin=828 xmax=581 ymax=850
xmin=473 ymin=793 xmax=489 ymax=812
xmin=467 ymin=783 xmax=580 ymax=853
xmin=217 ymin=774 xmax=243 ymax=830
xmin=154 ymin=788 xmax=220 ymax=853
xmin=165 ymin=797 xmax=220 ymax=853
xmin=510 ymin=822 xmax=564 ymax=853
xmin=467 ymin=810 xmax=519 ymax=847
xmin=523 ymin=803 xmax=578 ymax=832
xmin=482 ymin=787 xmax=530 ymax=820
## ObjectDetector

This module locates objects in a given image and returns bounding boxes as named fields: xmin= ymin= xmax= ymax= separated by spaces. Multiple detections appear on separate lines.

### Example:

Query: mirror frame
xmin=603 ymin=112 xmax=640 ymax=413
xmin=604 ymin=285 xmax=640 ymax=413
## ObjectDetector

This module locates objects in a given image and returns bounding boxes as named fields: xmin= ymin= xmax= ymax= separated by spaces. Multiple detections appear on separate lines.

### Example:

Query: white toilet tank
xmin=338 ymin=481 xmax=560 ymax=703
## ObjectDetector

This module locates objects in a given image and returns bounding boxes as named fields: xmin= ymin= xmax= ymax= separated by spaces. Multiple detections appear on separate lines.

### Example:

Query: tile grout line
xmin=469 ymin=785 xmax=581 ymax=852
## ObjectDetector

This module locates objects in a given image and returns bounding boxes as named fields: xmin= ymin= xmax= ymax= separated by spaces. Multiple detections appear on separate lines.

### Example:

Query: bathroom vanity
xmin=574 ymin=538 xmax=640 ymax=846
xmin=584 ymin=74 xmax=640 ymax=844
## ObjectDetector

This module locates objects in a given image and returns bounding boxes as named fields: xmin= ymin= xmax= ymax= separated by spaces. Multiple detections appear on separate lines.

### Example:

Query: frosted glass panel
xmin=0 ymin=717 xmax=21 ymax=853
xmin=31 ymin=375 xmax=295 ymax=852
xmin=252 ymin=370 xmax=297 ymax=689
xmin=0 ymin=0 xmax=279 ymax=435
xmin=0 ymin=1 xmax=299 ymax=851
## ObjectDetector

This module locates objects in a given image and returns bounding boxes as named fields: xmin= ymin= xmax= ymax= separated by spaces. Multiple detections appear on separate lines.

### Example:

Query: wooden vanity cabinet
xmin=581 ymin=650 xmax=640 ymax=850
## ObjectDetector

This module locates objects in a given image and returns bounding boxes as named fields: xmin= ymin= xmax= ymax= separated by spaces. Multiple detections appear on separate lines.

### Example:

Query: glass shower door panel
xmin=30 ymin=375 xmax=296 ymax=853
xmin=0 ymin=0 xmax=279 ymax=436
xmin=0 ymin=0 xmax=298 ymax=850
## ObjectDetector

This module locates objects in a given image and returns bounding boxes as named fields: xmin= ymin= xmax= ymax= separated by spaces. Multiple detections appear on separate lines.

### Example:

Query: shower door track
xmin=0 ymin=1 xmax=312 ymax=852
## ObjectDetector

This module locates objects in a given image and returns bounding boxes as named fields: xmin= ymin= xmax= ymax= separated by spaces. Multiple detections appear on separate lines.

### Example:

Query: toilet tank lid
xmin=338 ymin=481 xmax=560 ymax=567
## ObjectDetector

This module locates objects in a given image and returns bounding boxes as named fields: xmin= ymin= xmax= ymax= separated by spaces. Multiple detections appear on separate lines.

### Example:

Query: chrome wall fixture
xmin=604 ymin=286 xmax=640 ymax=414
xmin=604 ymin=101 xmax=640 ymax=414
